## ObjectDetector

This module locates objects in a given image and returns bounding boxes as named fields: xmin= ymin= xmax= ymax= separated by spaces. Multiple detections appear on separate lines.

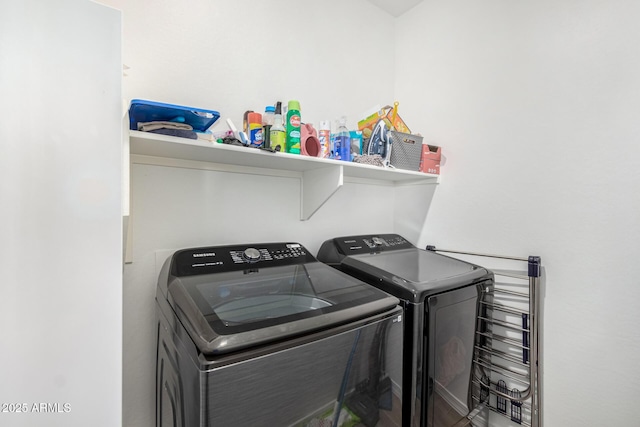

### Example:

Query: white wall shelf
xmin=129 ymin=130 xmax=439 ymax=220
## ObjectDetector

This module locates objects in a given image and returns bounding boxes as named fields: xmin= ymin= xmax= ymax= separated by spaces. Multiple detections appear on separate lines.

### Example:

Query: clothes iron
xmin=366 ymin=119 xmax=393 ymax=167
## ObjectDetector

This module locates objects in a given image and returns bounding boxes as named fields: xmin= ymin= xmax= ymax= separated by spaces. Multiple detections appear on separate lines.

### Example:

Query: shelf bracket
xmin=300 ymin=165 xmax=343 ymax=220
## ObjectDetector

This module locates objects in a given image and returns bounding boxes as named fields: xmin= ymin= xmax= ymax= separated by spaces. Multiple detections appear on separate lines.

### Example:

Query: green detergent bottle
xmin=285 ymin=100 xmax=301 ymax=154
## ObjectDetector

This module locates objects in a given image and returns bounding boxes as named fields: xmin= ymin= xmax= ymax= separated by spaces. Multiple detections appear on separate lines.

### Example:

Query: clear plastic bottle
xmin=262 ymin=105 xmax=275 ymax=148
xmin=333 ymin=116 xmax=351 ymax=161
xmin=270 ymin=102 xmax=286 ymax=152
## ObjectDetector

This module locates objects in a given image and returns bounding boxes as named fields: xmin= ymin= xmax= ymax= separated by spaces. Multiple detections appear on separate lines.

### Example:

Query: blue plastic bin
xmin=128 ymin=99 xmax=220 ymax=132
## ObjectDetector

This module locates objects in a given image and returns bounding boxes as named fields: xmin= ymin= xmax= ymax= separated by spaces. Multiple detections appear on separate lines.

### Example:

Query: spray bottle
xmin=270 ymin=102 xmax=286 ymax=152
xmin=262 ymin=105 xmax=275 ymax=148
xmin=334 ymin=116 xmax=351 ymax=161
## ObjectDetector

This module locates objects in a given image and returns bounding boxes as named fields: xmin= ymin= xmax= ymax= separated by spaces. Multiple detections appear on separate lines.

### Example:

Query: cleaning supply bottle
xmin=350 ymin=130 xmax=363 ymax=161
xmin=318 ymin=120 xmax=331 ymax=158
xmin=247 ymin=112 xmax=263 ymax=147
xmin=333 ymin=116 xmax=351 ymax=161
xmin=285 ymin=100 xmax=301 ymax=154
xmin=270 ymin=102 xmax=286 ymax=152
xmin=262 ymin=105 xmax=275 ymax=148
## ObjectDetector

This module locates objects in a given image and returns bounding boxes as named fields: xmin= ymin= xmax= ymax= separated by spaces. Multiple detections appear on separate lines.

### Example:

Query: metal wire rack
xmin=426 ymin=246 xmax=542 ymax=427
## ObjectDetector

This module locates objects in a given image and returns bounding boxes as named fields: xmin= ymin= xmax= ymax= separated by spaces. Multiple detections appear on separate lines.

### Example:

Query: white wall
xmin=0 ymin=1 xmax=122 ymax=426
xmin=395 ymin=0 xmax=640 ymax=425
xmin=104 ymin=0 xmax=397 ymax=130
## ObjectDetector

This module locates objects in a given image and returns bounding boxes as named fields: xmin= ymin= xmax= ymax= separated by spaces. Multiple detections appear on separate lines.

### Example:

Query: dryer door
xmin=425 ymin=283 xmax=489 ymax=427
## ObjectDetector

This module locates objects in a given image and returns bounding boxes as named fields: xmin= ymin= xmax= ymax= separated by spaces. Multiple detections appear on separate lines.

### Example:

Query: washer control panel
xmin=172 ymin=243 xmax=315 ymax=276
xmin=333 ymin=234 xmax=414 ymax=255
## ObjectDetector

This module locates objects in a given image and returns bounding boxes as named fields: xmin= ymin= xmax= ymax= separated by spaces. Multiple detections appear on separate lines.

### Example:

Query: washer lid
xmin=343 ymin=248 xmax=490 ymax=302
xmin=166 ymin=259 xmax=398 ymax=356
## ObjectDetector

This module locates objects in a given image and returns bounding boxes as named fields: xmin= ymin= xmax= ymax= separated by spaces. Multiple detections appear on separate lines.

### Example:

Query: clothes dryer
xmin=318 ymin=234 xmax=494 ymax=427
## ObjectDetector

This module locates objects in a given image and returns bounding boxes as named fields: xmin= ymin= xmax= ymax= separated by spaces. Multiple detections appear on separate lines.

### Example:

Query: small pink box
xmin=420 ymin=144 xmax=441 ymax=174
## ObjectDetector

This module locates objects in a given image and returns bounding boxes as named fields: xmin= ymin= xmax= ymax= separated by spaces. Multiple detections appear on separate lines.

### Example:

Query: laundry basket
xmin=389 ymin=131 xmax=423 ymax=171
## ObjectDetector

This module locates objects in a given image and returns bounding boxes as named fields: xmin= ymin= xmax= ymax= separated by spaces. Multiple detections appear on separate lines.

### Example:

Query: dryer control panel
xmin=171 ymin=243 xmax=316 ymax=276
xmin=331 ymin=234 xmax=414 ymax=255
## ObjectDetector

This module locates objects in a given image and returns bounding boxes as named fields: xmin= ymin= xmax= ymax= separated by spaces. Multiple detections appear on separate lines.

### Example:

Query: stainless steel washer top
xmin=318 ymin=234 xmax=489 ymax=302
xmin=157 ymin=242 xmax=400 ymax=355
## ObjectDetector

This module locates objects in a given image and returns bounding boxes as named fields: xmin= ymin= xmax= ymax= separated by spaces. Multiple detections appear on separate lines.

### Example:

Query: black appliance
xmin=318 ymin=234 xmax=494 ymax=427
xmin=156 ymin=242 xmax=405 ymax=427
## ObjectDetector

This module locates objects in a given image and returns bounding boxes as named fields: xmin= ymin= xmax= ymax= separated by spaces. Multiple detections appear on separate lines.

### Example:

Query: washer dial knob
xmin=243 ymin=247 xmax=261 ymax=262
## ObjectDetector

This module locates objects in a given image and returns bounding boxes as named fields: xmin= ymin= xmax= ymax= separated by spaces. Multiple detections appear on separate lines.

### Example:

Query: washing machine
xmin=156 ymin=242 xmax=405 ymax=427
xmin=317 ymin=234 xmax=494 ymax=427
